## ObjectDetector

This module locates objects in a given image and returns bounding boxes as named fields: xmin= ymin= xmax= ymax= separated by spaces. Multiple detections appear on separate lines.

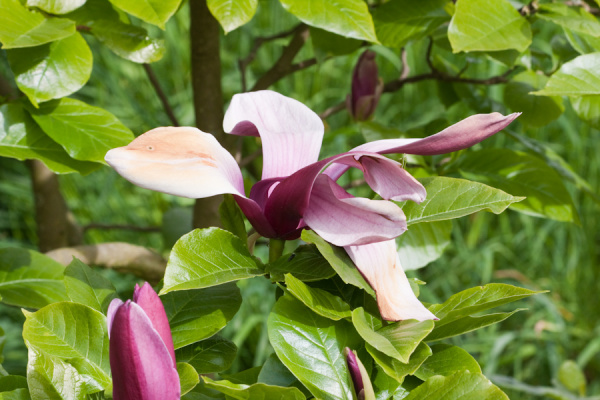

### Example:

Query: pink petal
xmin=110 ymin=302 xmax=180 ymax=400
xmin=133 ymin=283 xmax=176 ymax=366
xmin=107 ymin=298 xmax=124 ymax=339
xmin=302 ymin=175 xmax=407 ymax=247
xmin=344 ymin=241 xmax=437 ymax=321
xmin=223 ymin=91 xmax=324 ymax=179
xmin=357 ymin=157 xmax=426 ymax=203
xmin=326 ymin=112 xmax=520 ymax=181
xmin=105 ymin=127 xmax=245 ymax=198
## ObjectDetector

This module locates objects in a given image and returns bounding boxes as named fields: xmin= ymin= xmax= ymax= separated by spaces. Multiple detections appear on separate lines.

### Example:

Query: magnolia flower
xmin=347 ymin=50 xmax=383 ymax=121
xmin=108 ymin=283 xmax=179 ymax=400
xmin=105 ymin=90 xmax=518 ymax=321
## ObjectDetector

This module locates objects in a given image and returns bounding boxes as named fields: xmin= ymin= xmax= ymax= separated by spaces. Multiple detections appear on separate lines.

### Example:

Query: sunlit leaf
xmin=107 ymin=0 xmax=183 ymax=29
xmin=285 ymin=274 xmax=351 ymax=321
xmin=403 ymin=370 xmax=508 ymax=399
xmin=207 ymin=0 xmax=258 ymax=33
xmin=203 ymin=377 xmax=306 ymax=400
xmin=415 ymin=344 xmax=481 ymax=380
xmin=533 ymin=53 xmax=600 ymax=96
xmin=178 ymin=362 xmax=200 ymax=396
xmin=26 ymin=0 xmax=86 ymax=14
xmin=397 ymin=220 xmax=452 ymax=271
xmin=63 ymin=258 xmax=117 ymax=314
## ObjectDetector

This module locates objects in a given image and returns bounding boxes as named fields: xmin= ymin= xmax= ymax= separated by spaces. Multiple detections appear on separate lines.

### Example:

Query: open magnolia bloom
xmin=105 ymin=90 xmax=518 ymax=321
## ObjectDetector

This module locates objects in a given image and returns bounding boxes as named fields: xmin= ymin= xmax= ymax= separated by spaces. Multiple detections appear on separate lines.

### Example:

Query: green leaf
xmin=0 ymin=103 xmax=101 ymax=175
xmin=564 ymin=28 xmax=600 ymax=55
xmin=352 ymin=308 xmax=433 ymax=363
xmin=415 ymin=344 xmax=481 ymax=380
xmin=533 ymin=53 xmax=600 ymax=96
xmin=175 ymin=336 xmax=237 ymax=374
xmin=372 ymin=0 xmax=449 ymax=48
xmin=372 ymin=366 xmax=409 ymax=399
xmin=278 ymin=0 xmax=378 ymax=43
xmin=301 ymin=230 xmax=374 ymax=296
xmin=268 ymin=295 xmax=361 ymax=400
xmin=257 ymin=354 xmax=306 ymax=393
xmin=0 ymin=375 xmax=27 ymax=393
xmin=26 ymin=98 xmax=134 ymax=163
xmin=310 ymin=28 xmax=362 ymax=59
xmin=27 ymin=347 xmax=100 ymax=400
xmin=571 ymin=95 xmax=600 ymax=129
xmin=266 ymin=245 xmax=336 ymax=282
xmin=403 ymin=370 xmax=508 ymax=400
xmin=0 ymin=247 xmax=68 ymax=309
xmin=284 ymin=274 xmax=351 ymax=321
xmin=178 ymin=362 xmax=200 ymax=397
xmin=203 ymin=377 xmax=306 ymax=400
xmin=427 ymin=310 xmax=523 ymax=342
xmin=207 ymin=0 xmax=257 ymax=33
xmin=63 ymin=258 xmax=117 ymax=314
xmin=401 ymin=177 xmax=524 ymax=225
xmin=162 ymin=283 xmax=242 ymax=349
xmin=219 ymin=194 xmax=247 ymax=243
xmin=536 ymin=3 xmax=600 ymax=37
xmin=557 ymin=360 xmax=586 ymax=396
xmin=161 ymin=228 xmax=264 ymax=294
xmin=23 ymin=302 xmax=111 ymax=389
xmin=107 ymin=0 xmax=182 ymax=29
xmin=367 ymin=342 xmax=431 ymax=383
xmin=26 ymin=0 xmax=86 ymax=14
xmin=397 ymin=220 xmax=452 ymax=271
xmin=0 ymin=0 xmax=75 ymax=49
xmin=448 ymin=0 xmax=531 ymax=53
xmin=503 ymin=71 xmax=564 ymax=127
xmin=457 ymin=149 xmax=579 ymax=222
xmin=7 ymin=33 xmax=92 ymax=107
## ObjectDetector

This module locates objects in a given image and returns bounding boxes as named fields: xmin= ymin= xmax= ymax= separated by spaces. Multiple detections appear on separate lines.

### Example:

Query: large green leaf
xmin=162 ymin=283 xmax=242 ymax=349
xmin=175 ymin=336 xmax=237 ymax=374
xmin=207 ymin=0 xmax=257 ymax=33
xmin=26 ymin=347 xmax=100 ymax=400
xmin=427 ymin=310 xmax=523 ymax=342
xmin=352 ymin=308 xmax=433 ymax=363
xmin=7 ymin=33 xmax=92 ymax=107
xmin=301 ymin=230 xmax=374 ymax=296
xmin=533 ymin=53 xmax=600 ymax=96
xmin=178 ymin=362 xmax=200 ymax=396
xmin=219 ymin=195 xmax=247 ymax=243
xmin=0 ymin=375 xmax=28 ymax=399
xmin=372 ymin=0 xmax=449 ymax=48
xmin=161 ymin=228 xmax=264 ymax=294
xmin=367 ymin=342 xmax=431 ymax=383
xmin=0 ymin=0 xmax=75 ymax=49
xmin=107 ymin=0 xmax=182 ymax=29
xmin=403 ymin=370 xmax=508 ymax=400
xmin=536 ymin=3 xmax=600 ymax=37
xmin=401 ymin=177 xmax=524 ymax=225
xmin=278 ymin=0 xmax=378 ymax=43
xmin=203 ymin=377 xmax=305 ymax=400
xmin=397 ymin=220 xmax=452 ymax=271
xmin=0 ymin=103 xmax=100 ymax=175
xmin=26 ymin=98 xmax=134 ymax=163
xmin=448 ymin=0 xmax=531 ymax=53
xmin=63 ymin=258 xmax=117 ymax=314
xmin=285 ymin=274 xmax=351 ymax=321
xmin=310 ymin=28 xmax=362 ymax=59
xmin=26 ymin=0 xmax=86 ymax=14
xmin=0 ymin=248 xmax=68 ymax=309
xmin=23 ymin=302 xmax=111 ymax=389
xmin=415 ymin=344 xmax=481 ymax=380
xmin=457 ymin=149 xmax=579 ymax=222
xmin=503 ymin=71 xmax=564 ymax=127
xmin=571 ymin=95 xmax=600 ymax=129
xmin=267 ymin=245 xmax=335 ymax=282
xmin=268 ymin=295 xmax=361 ymax=400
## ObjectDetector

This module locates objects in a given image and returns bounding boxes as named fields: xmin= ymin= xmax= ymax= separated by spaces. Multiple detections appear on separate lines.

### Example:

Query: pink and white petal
xmin=107 ymin=298 xmax=124 ymax=339
xmin=303 ymin=175 xmax=407 ymax=247
xmin=223 ymin=91 xmax=324 ymax=179
xmin=105 ymin=127 xmax=245 ymax=198
xmin=110 ymin=302 xmax=180 ymax=400
xmin=325 ymin=112 xmax=520 ymax=180
xmin=344 ymin=241 xmax=437 ymax=321
xmin=360 ymin=157 xmax=426 ymax=203
xmin=133 ymin=282 xmax=176 ymax=365
xmin=234 ymin=195 xmax=277 ymax=238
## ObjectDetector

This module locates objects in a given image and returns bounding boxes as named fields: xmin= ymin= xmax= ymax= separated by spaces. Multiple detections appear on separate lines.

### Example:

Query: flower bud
xmin=108 ymin=283 xmax=179 ymax=400
xmin=344 ymin=347 xmax=375 ymax=400
xmin=347 ymin=50 xmax=384 ymax=121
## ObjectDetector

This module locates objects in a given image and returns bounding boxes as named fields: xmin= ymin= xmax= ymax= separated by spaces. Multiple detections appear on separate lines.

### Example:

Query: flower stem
xmin=269 ymin=239 xmax=286 ymax=263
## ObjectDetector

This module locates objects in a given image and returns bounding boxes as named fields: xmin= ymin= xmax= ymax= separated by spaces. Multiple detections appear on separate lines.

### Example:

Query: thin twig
xmin=83 ymin=223 xmax=161 ymax=233
xmin=319 ymin=101 xmax=346 ymax=119
xmin=239 ymin=147 xmax=263 ymax=168
xmin=143 ymin=63 xmax=180 ymax=126
xmin=400 ymin=48 xmax=410 ymax=80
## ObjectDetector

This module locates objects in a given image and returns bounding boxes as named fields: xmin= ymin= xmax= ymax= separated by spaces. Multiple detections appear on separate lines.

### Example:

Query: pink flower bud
xmin=347 ymin=50 xmax=384 ymax=121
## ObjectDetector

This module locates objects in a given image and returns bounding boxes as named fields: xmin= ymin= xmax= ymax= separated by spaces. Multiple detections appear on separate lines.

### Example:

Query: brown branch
xmin=238 ymin=24 xmax=304 ymax=92
xmin=319 ymin=101 xmax=346 ymax=119
xmin=143 ymin=63 xmax=180 ymax=126
xmin=83 ymin=223 xmax=161 ymax=233
xmin=46 ymin=243 xmax=166 ymax=284
xmin=250 ymin=25 xmax=311 ymax=91
xmin=239 ymin=147 xmax=262 ymax=168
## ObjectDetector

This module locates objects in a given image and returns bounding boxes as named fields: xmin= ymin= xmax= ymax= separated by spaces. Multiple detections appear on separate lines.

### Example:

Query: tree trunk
xmin=189 ymin=0 xmax=235 ymax=229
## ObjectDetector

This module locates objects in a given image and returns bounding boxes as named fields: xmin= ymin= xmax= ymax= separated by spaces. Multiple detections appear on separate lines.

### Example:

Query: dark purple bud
xmin=347 ymin=50 xmax=384 ymax=121
xmin=345 ymin=347 xmax=364 ymax=397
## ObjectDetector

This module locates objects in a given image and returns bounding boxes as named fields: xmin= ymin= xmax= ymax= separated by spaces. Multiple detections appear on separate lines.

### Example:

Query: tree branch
xmin=143 ymin=63 xmax=180 ymax=126
xmin=82 ymin=223 xmax=161 ymax=233
xmin=46 ymin=243 xmax=166 ymax=284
